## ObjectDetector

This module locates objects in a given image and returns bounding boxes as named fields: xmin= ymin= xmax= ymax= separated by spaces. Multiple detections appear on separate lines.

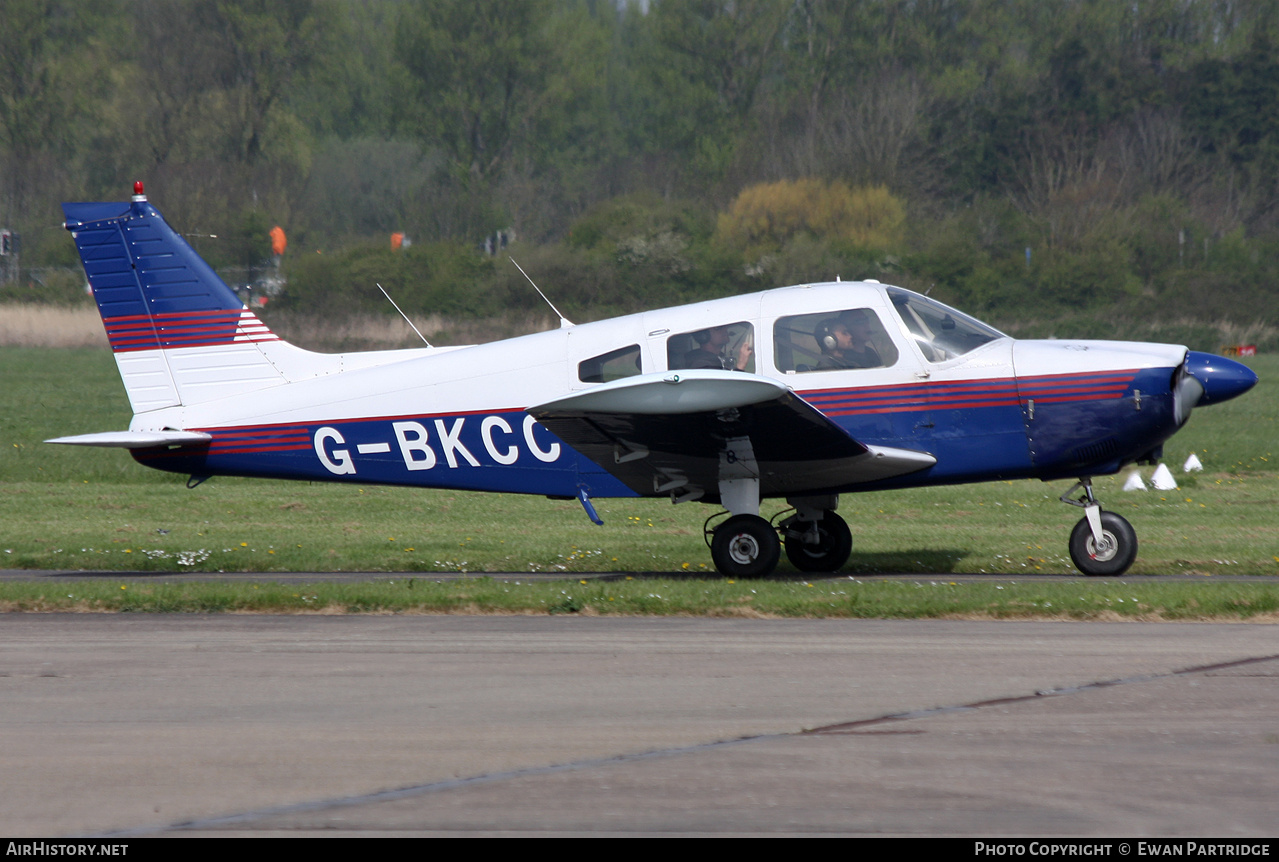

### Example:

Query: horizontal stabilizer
xmin=45 ymin=430 xmax=212 ymax=449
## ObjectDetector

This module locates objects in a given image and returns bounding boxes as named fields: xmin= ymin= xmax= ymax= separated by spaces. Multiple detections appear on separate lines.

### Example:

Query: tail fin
xmin=63 ymin=185 xmax=296 ymax=413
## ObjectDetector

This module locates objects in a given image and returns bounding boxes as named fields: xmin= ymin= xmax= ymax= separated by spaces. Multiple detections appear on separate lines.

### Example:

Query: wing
xmin=530 ymin=370 xmax=934 ymax=502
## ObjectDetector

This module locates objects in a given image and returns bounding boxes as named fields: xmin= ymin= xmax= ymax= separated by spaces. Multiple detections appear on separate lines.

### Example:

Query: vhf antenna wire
xmin=510 ymin=258 xmax=573 ymax=328
xmin=377 ymin=283 xmax=433 ymax=347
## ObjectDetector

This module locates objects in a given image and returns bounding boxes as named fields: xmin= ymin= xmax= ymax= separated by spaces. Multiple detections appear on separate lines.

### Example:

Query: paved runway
xmin=3 ymin=615 xmax=1277 ymax=837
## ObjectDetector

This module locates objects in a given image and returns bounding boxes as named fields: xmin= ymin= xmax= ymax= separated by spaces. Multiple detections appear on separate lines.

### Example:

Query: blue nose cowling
xmin=1185 ymin=351 xmax=1258 ymax=405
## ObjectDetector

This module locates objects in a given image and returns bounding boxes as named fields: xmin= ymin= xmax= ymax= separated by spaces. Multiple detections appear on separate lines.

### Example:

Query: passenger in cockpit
xmin=681 ymin=325 xmax=753 ymax=371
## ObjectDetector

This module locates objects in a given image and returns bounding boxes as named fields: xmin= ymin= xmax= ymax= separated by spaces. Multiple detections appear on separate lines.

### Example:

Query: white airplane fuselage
xmin=119 ymin=284 xmax=1220 ymax=497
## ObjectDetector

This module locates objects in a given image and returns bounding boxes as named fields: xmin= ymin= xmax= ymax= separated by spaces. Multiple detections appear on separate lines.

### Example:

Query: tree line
xmin=3 ymin=0 xmax=1279 ymax=347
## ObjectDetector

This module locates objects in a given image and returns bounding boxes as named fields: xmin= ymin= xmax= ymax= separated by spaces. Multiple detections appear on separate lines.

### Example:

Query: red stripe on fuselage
xmin=800 ymin=370 xmax=1139 ymax=416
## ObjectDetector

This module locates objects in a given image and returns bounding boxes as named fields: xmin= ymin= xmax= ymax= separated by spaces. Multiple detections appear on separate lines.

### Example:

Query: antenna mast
xmin=510 ymin=258 xmax=573 ymax=328
xmin=377 ymin=283 xmax=432 ymax=347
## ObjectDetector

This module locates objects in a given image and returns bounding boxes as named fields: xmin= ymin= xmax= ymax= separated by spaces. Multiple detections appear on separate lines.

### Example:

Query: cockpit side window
xmin=773 ymin=308 xmax=898 ymax=374
xmin=578 ymin=344 xmax=642 ymax=383
xmin=667 ymin=322 xmax=755 ymax=372
xmin=887 ymin=288 xmax=1005 ymax=363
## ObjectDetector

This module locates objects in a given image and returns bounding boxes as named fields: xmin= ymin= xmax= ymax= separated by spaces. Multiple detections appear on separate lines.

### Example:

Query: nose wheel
xmin=1068 ymin=510 xmax=1137 ymax=576
xmin=709 ymin=514 xmax=781 ymax=578
xmin=1061 ymin=479 xmax=1138 ymax=576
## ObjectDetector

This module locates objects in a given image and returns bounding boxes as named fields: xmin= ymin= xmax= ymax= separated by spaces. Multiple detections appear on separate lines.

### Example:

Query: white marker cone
xmin=1183 ymin=453 xmax=1203 ymax=472
xmin=1151 ymin=463 xmax=1178 ymax=490
xmin=1123 ymin=470 xmax=1147 ymax=491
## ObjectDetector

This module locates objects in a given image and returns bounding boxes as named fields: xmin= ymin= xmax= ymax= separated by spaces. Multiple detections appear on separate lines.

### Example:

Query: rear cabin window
xmin=578 ymin=344 xmax=642 ymax=383
xmin=773 ymin=308 xmax=898 ymax=374
xmin=667 ymin=322 xmax=755 ymax=372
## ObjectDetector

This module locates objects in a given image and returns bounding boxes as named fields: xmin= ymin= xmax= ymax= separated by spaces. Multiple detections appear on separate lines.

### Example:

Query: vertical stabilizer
xmin=63 ymin=186 xmax=291 ymax=413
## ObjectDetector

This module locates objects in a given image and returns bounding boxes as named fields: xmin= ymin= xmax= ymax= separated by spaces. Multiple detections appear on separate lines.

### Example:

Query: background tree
xmin=3 ymin=0 xmax=1279 ymax=349
xmin=0 ymin=0 xmax=112 ymax=251
xmin=396 ymin=0 xmax=555 ymax=183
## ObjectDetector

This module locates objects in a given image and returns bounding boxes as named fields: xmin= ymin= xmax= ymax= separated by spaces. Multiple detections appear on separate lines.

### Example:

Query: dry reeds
xmin=0 ymin=304 xmax=109 ymax=348
xmin=265 ymin=310 xmax=559 ymax=350
xmin=0 ymin=303 xmax=557 ymax=351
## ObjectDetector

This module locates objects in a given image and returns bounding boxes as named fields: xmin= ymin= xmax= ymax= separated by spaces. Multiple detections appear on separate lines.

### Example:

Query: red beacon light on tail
xmin=132 ymin=181 xmax=146 ymax=202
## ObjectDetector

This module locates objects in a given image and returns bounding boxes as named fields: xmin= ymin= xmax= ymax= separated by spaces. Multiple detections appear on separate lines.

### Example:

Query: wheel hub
xmin=1087 ymin=531 xmax=1117 ymax=562
xmin=796 ymin=529 xmax=830 ymax=558
xmin=728 ymin=532 xmax=760 ymax=564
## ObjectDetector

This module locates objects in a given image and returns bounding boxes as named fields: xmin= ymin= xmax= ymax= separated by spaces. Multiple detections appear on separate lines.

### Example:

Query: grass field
xmin=0 ymin=346 xmax=1274 ymax=617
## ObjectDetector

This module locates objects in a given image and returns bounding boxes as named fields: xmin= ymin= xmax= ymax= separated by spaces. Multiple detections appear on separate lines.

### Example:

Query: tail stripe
xmin=103 ymin=309 xmax=280 ymax=352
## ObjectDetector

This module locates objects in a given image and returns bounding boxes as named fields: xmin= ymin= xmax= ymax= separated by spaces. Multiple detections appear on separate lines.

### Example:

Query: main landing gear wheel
xmin=711 ymin=514 xmax=781 ymax=578
xmin=1069 ymin=511 xmax=1137 ymax=576
xmin=783 ymin=511 xmax=852 ymax=573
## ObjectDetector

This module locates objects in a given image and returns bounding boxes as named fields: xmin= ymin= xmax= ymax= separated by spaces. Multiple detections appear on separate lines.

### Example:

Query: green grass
xmin=0 ymin=347 xmax=1275 ymax=617
xmin=2 ymin=472 xmax=1276 ymax=577
xmin=2 ymin=576 xmax=1278 ymax=621
xmin=2 ymin=348 xmax=145 ymax=484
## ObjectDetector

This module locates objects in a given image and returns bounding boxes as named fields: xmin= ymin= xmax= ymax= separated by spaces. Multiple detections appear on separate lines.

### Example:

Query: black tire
xmin=711 ymin=514 xmax=781 ymax=578
xmin=1068 ymin=511 xmax=1137 ymax=576
xmin=784 ymin=512 xmax=853 ymax=573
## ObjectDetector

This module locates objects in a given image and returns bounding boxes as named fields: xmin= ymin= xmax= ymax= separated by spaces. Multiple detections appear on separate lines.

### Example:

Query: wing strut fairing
xmin=530 ymin=370 xmax=936 ymax=504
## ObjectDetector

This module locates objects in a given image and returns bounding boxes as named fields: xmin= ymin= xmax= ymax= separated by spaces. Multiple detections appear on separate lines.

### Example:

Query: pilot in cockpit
xmin=815 ymin=311 xmax=883 ymax=369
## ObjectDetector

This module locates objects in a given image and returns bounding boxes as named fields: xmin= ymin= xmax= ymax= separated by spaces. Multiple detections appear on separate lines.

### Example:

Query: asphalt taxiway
xmin=3 ymin=614 xmax=1277 ymax=837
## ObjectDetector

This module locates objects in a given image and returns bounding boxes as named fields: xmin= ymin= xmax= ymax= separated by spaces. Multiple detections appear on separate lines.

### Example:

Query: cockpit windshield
xmin=887 ymin=288 xmax=1006 ymax=363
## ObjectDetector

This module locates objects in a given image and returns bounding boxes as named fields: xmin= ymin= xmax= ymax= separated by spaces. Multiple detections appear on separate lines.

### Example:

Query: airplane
xmin=48 ymin=183 xmax=1258 ymax=578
